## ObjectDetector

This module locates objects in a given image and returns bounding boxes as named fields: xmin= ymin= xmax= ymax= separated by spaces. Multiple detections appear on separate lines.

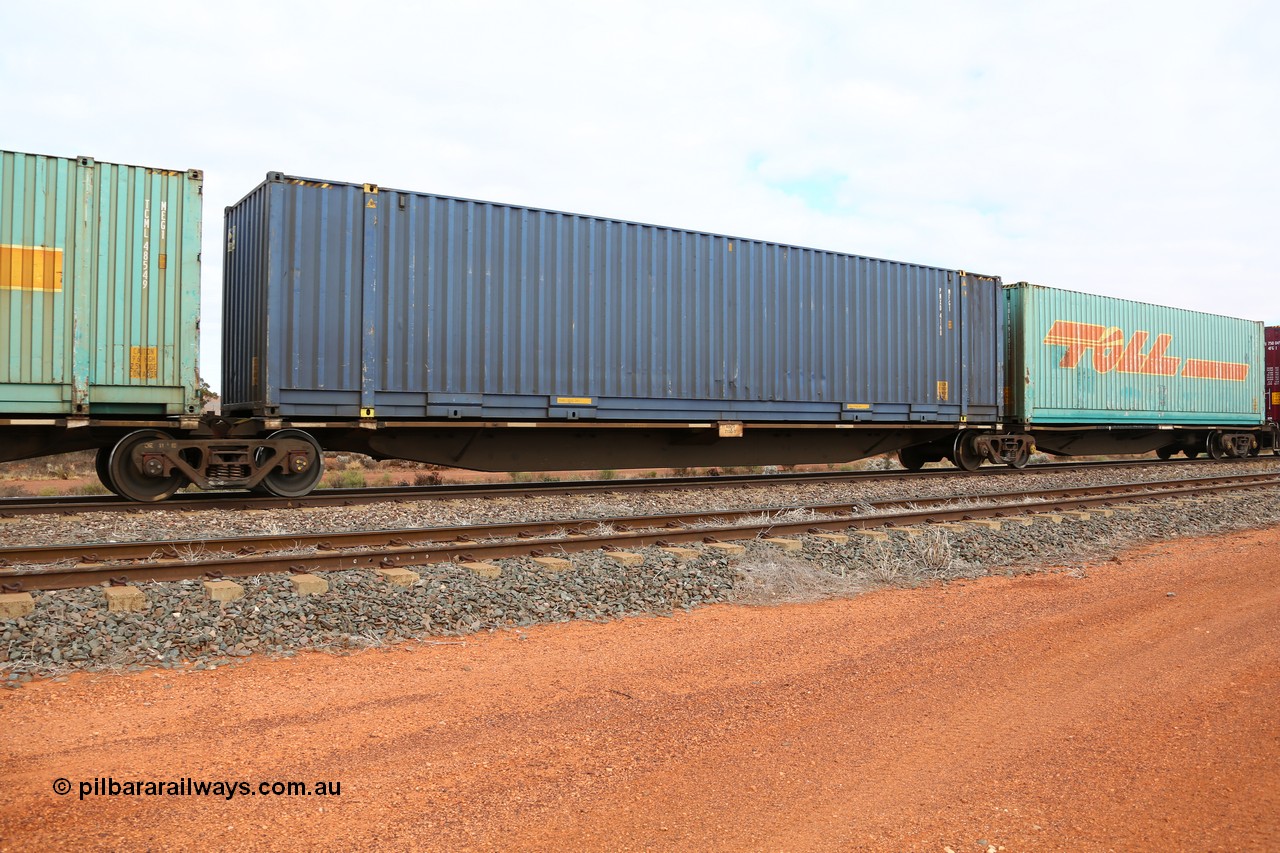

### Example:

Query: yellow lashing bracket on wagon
xmin=360 ymin=407 xmax=375 ymax=419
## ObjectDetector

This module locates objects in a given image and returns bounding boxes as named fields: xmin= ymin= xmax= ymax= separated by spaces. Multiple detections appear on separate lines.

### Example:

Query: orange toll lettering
xmin=1141 ymin=334 xmax=1181 ymax=377
xmin=1091 ymin=327 xmax=1126 ymax=373
xmin=1114 ymin=331 xmax=1150 ymax=373
xmin=1043 ymin=321 xmax=1108 ymax=368
xmin=1042 ymin=321 xmax=1247 ymax=382
xmin=1181 ymin=359 xmax=1250 ymax=381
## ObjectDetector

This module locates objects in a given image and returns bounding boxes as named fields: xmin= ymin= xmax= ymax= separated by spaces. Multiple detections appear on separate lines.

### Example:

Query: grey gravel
xmin=1 ymin=481 xmax=1278 ymax=683
xmin=0 ymin=549 xmax=740 ymax=681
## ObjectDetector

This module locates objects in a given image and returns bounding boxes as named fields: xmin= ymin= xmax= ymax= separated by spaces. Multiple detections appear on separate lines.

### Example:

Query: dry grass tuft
xmin=733 ymin=527 xmax=972 ymax=606
xmin=863 ymin=528 xmax=965 ymax=585
xmin=730 ymin=552 xmax=865 ymax=605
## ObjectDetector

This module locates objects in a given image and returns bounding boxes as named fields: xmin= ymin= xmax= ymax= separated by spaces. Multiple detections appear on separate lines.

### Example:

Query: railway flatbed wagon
xmin=221 ymin=172 xmax=1014 ymax=475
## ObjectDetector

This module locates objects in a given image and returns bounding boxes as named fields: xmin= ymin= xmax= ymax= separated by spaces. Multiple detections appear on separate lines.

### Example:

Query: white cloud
xmin=3 ymin=0 xmax=1277 ymax=391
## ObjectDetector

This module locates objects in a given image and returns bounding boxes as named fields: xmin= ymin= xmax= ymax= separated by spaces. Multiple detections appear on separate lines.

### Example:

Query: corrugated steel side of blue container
xmin=223 ymin=173 xmax=1003 ymax=423
xmin=1006 ymin=283 xmax=1263 ymax=425
xmin=0 ymin=149 xmax=202 ymax=415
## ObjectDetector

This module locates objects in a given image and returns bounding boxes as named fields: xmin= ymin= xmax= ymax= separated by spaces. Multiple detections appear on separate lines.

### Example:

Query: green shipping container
xmin=1006 ymin=282 xmax=1264 ymax=426
xmin=0 ymin=150 xmax=202 ymax=416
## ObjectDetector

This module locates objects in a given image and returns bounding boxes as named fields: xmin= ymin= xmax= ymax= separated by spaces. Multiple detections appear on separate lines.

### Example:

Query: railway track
xmin=1 ymin=456 xmax=1273 ymax=517
xmin=4 ymin=471 xmax=1277 ymax=591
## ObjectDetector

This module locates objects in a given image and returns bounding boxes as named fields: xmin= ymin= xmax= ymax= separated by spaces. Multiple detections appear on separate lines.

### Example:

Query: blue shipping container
xmin=222 ymin=174 xmax=1003 ymax=425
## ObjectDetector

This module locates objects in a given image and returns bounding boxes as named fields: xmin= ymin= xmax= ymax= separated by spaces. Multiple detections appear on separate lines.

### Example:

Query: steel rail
xmin=0 ymin=456 xmax=1271 ymax=518
xmin=0 ymin=472 xmax=1272 ymax=568
xmin=3 ymin=474 xmax=1276 ymax=591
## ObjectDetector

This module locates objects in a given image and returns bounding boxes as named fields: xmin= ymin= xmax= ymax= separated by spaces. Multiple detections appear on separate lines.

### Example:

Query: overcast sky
xmin=4 ymin=0 xmax=1277 ymax=392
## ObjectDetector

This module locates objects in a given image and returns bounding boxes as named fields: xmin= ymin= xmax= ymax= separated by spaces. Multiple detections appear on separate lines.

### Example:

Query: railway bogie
xmin=0 ymin=417 xmax=325 ymax=502
xmin=100 ymin=428 xmax=324 ymax=502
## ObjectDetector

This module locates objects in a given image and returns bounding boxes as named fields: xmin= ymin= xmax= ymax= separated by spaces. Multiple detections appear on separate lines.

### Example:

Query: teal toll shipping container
xmin=0 ymin=149 xmax=202 ymax=416
xmin=1005 ymin=282 xmax=1268 ymax=457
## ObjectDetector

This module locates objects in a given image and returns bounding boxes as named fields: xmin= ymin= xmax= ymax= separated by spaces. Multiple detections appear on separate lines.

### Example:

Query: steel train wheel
xmin=108 ymin=430 xmax=186 ymax=502
xmin=255 ymin=429 xmax=324 ymax=498
xmin=951 ymin=433 xmax=984 ymax=472
xmin=94 ymin=446 xmax=121 ymax=495
xmin=1183 ymin=448 xmax=1200 ymax=459
xmin=897 ymin=446 xmax=928 ymax=471
xmin=1206 ymin=433 xmax=1227 ymax=460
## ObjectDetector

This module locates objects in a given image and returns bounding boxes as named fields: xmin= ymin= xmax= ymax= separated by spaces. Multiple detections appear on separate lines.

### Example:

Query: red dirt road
xmin=2 ymin=528 xmax=1278 ymax=851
